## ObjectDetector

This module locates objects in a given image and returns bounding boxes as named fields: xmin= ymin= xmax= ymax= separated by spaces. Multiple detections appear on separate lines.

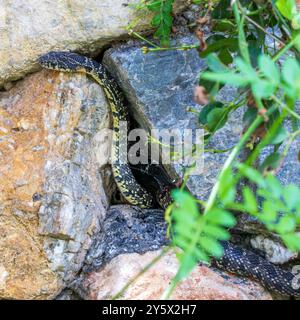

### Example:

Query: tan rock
xmin=82 ymin=250 xmax=273 ymax=300
xmin=0 ymin=0 xmax=188 ymax=87
xmin=0 ymin=70 xmax=111 ymax=299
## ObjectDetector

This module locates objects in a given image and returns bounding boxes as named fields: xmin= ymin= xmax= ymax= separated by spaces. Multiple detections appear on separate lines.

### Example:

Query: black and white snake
xmin=38 ymin=51 xmax=300 ymax=298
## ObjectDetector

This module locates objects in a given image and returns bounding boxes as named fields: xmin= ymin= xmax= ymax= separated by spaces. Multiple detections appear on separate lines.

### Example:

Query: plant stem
xmin=238 ymin=3 xmax=286 ymax=46
xmin=271 ymin=95 xmax=300 ymax=121
xmin=272 ymin=35 xmax=300 ymax=62
xmin=147 ymin=44 xmax=200 ymax=52
xmin=129 ymin=29 xmax=160 ymax=48
xmin=111 ymin=246 xmax=171 ymax=300
xmin=204 ymin=104 xmax=277 ymax=214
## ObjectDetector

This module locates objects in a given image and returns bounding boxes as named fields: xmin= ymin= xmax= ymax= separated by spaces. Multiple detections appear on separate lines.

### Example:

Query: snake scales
xmin=39 ymin=51 xmax=300 ymax=297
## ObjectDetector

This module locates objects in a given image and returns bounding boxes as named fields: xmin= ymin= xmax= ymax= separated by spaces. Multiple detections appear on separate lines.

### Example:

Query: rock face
xmin=250 ymin=236 xmax=299 ymax=265
xmin=71 ymin=206 xmax=272 ymax=300
xmin=0 ymin=0 xmax=188 ymax=87
xmin=103 ymin=34 xmax=300 ymax=201
xmin=81 ymin=250 xmax=272 ymax=300
xmin=103 ymin=35 xmax=243 ymax=201
xmin=0 ymin=69 xmax=111 ymax=299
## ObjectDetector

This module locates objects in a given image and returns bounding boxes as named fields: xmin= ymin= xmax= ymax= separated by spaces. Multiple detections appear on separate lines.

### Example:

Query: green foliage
xmin=236 ymin=165 xmax=300 ymax=251
xmin=146 ymin=0 xmax=175 ymax=46
xmin=170 ymin=189 xmax=235 ymax=281
xmin=276 ymin=0 xmax=297 ymax=20
xmin=199 ymin=101 xmax=229 ymax=133
xmin=201 ymin=54 xmax=300 ymax=101
xmin=130 ymin=0 xmax=300 ymax=298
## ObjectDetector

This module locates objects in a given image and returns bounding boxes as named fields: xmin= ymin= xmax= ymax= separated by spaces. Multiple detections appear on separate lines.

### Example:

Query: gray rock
xmin=55 ymin=288 xmax=82 ymax=300
xmin=103 ymin=34 xmax=243 ymax=201
xmin=103 ymin=32 xmax=300 ymax=205
xmin=250 ymin=235 xmax=299 ymax=265
xmin=38 ymin=71 xmax=112 ymax=283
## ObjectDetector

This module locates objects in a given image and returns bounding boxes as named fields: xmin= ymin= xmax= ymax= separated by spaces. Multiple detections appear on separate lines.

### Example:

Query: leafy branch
xmin=128 ymin=0 xmax=300 ymax=299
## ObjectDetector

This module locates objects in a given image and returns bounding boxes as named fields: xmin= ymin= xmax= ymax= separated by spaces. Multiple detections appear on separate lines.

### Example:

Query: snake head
xmin=38 ymin=51 xmax=99 ymax=73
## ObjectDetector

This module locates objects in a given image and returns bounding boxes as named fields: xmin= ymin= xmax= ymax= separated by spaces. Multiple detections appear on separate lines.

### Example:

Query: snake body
xmin=39 ymin=52 xmax=300 ymax=297
xmin=39 ymin=52 xmax=153 ymax=208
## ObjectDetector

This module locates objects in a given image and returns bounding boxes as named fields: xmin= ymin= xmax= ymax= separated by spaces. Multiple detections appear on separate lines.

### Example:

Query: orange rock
xmin=0 ymin=70 xmax=111 ymax=299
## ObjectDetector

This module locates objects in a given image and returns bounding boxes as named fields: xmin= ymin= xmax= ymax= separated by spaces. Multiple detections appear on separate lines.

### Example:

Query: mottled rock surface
xmin=103 ymin=35 xmax=243 ymax=201
xmin=0 ymin=0 xmax=188 ymax=87
xmin=0 ymin=70 xmax=111 ymax=299
xmin=250 ymin=235 xmax=298 ymax=265
xmin=81 ymin=250 xmax=272 ymax=300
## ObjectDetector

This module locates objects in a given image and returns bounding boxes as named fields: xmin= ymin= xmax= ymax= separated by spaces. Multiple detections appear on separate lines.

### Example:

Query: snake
xmin=39 ymin=52 xmax=300 ymax=298
xmin=39 ymin=51 xmax=153 ymax=209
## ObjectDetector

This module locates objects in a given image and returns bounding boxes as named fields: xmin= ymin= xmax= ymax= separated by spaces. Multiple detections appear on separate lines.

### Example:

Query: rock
xmin=80 ymin=249 xmax=272 ymax=300
xmin=0 ymin=69 xmax=111 ymax=299
xmin=250 ymin=235 xmax=299 ymax=265
xmin=103 ymin=33 xmax=300 ymax=203
xmin=0 ymin=0 xmax=188 ymax=87
xmin=103 ymin=34 xmax=243 ymax=201
xmin=55 ymin=288 xmax=82 ymax=300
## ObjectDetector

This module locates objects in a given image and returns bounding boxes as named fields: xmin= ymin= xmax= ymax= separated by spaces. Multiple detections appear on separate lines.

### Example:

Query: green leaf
xmin=265 ymin=174 xmax=282 ymax=198
xmin=206 ymin=108 xmax=228 ymax=132
xmin=282 ymin=234 xmax=300 ymax=251
xmin=176 ymin=254 xmax=199 ymax=281
xmin=206 ymin=208 xmax=236 ymax=227
xmin=243 ymin=107 xmax=257 ymax=126
xmin=282 ymin=58 xmax=300 ymax=99
xmin=237 ymin=163 xmax=266 ymax=187
xmin=276 ymin=215 xmax=296 ymax=234
xmin=204 ymin=225 xmax=231 ymax=241
xmin=260 ymin=153 xmax=281 ymax=172
xmin=172 ymin=189 xmax=198 ymax=218
xmin=211 ymin=0 xmax=232 ymax=19
xmin=267 ymin=126 xmax=288 ymax=145
xmin=261 ymin=200 xmax=278 ymax=223
xmin=251 ymin=79 xmax=277 ymax=99
xmin=200 ymin=37 xmax=239 ymax=58
xmin=213 ymin=19 xmax=236 ymax=32
xmin=201 ymin=71 xmax=250 ymax=87
xmin=292 ymin=13 xmax=300 ymax=30
xmin=199 ymin=102 xmax=224 ymax=125
xmin=147 ymin=2 xmax=161 ymax=11
xmin=276 ymin=0 xmax=297 ymax=20
xmin=218 ymin=49 xmax=233 ymax=65
xmin=282 ymin=185 xmax=300 ymax=210
xmin=199 ymin=236 xmax=224 ymax=258
xmin=258 ymin=55 xmax=280 ymax=85
xmin=150 ymin=0 xmax=175 ymax=47
xmin=206 ymin=54 xmax=229 ymax=73
xmin=243 ymin=187 xmax=258 ymax=214
xmin=219 ymin=168 xmax=236 ymax=205
xmin=235 ymin=57 xmax=257 ymax=81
